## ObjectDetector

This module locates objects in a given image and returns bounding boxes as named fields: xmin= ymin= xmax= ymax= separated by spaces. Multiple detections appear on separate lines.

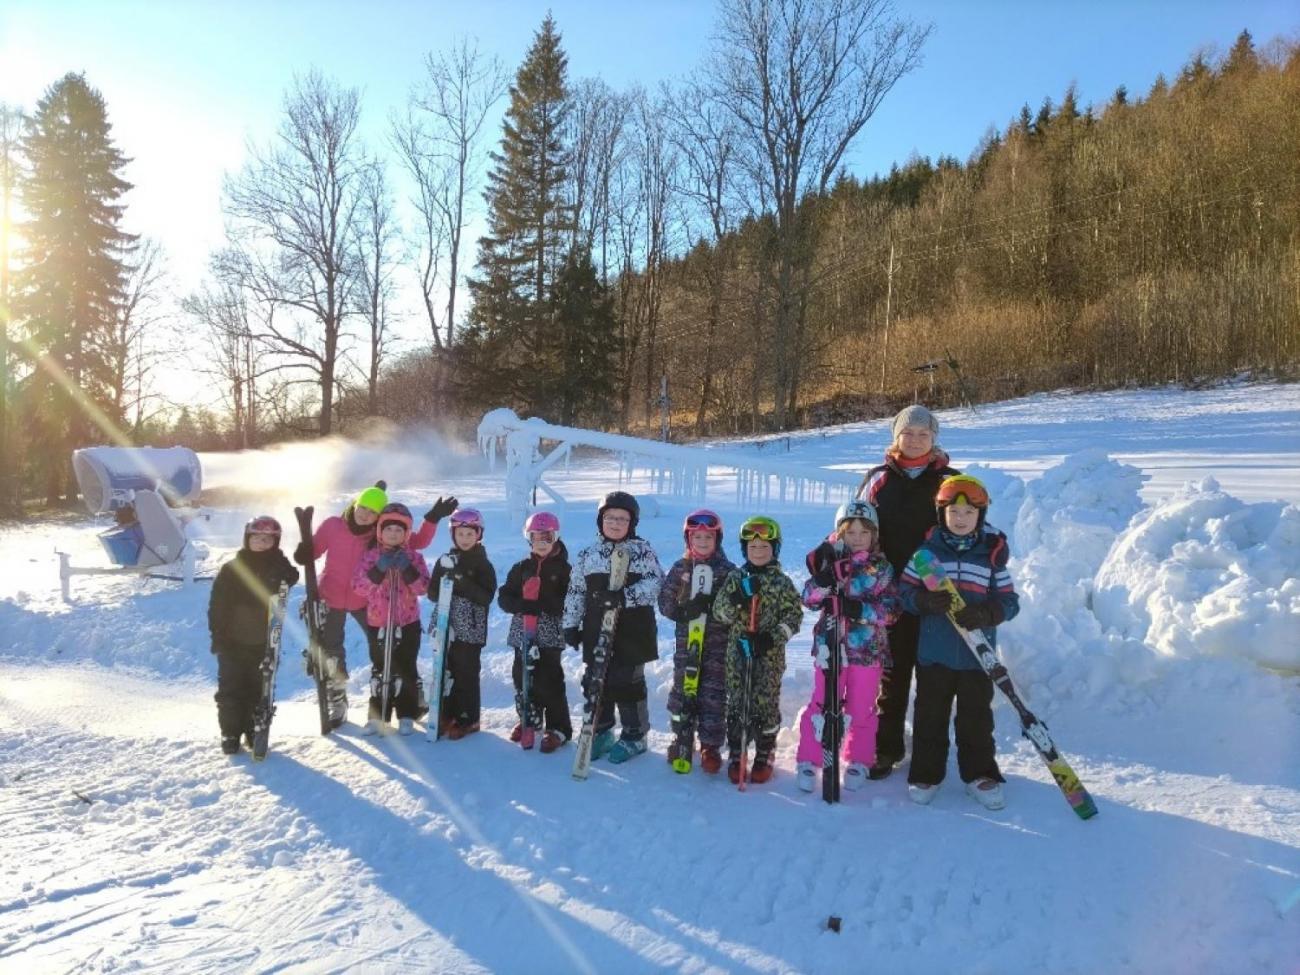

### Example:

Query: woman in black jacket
xmin=860 ymin=406 xmax=959 ymax=778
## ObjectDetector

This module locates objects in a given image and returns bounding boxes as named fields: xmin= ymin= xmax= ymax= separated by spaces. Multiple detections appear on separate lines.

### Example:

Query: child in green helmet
xmin=711 ymin=516 xmax=803 ymax=786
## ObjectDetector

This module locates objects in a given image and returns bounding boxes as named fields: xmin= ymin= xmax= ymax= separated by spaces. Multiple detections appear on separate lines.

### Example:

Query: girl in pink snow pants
xmin=796 ymin=500 xmax=900 ymax=793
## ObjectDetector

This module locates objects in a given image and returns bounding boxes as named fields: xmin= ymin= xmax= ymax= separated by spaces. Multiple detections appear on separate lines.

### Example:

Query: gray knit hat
xmin=891 ymin=405 xmax=939 ymax=441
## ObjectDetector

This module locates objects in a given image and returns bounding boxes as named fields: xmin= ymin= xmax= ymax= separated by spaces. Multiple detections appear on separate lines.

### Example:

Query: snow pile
xmin=993 ymin=451 xmax=1160 ymax=709
xmin=1094 ymin=477 xmax=1300 ymax=671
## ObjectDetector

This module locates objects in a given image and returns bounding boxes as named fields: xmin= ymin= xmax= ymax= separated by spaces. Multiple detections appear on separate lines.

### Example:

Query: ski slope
xmin=2 ymin=383 xmax=1298 ymax=973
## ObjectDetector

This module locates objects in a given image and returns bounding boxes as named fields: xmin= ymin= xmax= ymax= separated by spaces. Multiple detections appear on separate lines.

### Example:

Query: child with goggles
xmin=657 ymin=509 xmax=737 ymax=774
xmin=898 ymin=474 xmax=1020 ymax=810
xmin=711 ymin=516 xmax=803 ymax=785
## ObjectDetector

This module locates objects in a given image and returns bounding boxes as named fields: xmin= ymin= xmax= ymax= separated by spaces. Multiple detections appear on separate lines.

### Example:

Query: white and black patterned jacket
xmin=428 ymin=543 xmax=497 ymax=646
xmin=563 ymin=536 xmax=664 ymax=665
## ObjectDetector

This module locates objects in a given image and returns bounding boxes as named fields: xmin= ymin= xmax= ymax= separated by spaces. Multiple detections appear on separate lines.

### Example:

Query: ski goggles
xmin=935 ymin=474 xmax=990 ymax=508
xmin=684 ymin=510 xmax=721 ymax=532
xmin=738 ymin=517 xmax=780 ymax=542
xmin=527 ymin=530 xmax=557 ymax=544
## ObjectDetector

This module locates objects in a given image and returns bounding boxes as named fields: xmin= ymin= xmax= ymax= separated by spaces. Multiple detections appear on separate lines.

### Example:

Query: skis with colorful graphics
xmin=911 ymin=548 xmax=1098 ymax=820
xmin=251 ymin=582 xmax=288 ymax=762
xmin=518 ymin=575 xmax=542 ymax=750
xmin=735 ymin=572 xmax=759 ymax=792
xmin=294 ymin=506 xmax=333 ymax=735
xmin=671 ymin=563 xmax=714 ymax=773
xmin=426 ymin=553 xmax=458 ymax=741
xmin=572 ymin=545 xmax=630 ymax=781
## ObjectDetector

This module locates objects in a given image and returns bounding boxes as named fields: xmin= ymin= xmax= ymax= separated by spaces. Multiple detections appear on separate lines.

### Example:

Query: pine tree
xmin=15 ymin=73 xmax=133 ymax=505
xmin=464 ymin=15 xmax=575 ymax=416
xmin=550 ymin=249 xmax=618 ymax=425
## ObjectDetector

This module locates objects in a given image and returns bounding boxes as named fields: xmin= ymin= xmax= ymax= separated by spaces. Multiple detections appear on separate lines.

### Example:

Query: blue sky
xmin=2 ymin=0 xmax=1296 ymax=313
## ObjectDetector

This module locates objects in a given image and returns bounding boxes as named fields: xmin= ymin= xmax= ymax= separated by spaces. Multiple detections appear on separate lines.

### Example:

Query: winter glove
xmin=400 ymin=562 xmax=421 ymax=585
xmin=391 ymin=550 xmax=412 ymax=572
xmin=754 ymin=632 xmax=776 ymax=654
xmin=367 ymin=565 xmax=386 ymax=584
xmin=839 ymin=596 xmax=866 ymax=620
xmin=375 ymin=551 xmax=398 ymax=573
xmin=953 ymin=601 xmax=1005 ymax=631
xmin=914 ymin=589 xmax=953 ymax=615
xmin=682 ymin=592 xmax=713 ymax=619
xmin=293 ymin=540 xmax=314 ymax=566
xmin=425 ymin=496 xmax=458 ymax=524
xmin=589 ymin=588 xmax=624 ymax=612
xmin=727 ymin=585 xmax=755 ymax=611
xmin=564 ymin=626 xmax=582 ymax=648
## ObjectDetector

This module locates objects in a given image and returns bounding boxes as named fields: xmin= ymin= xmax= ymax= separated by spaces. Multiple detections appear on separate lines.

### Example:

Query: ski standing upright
xmin=517 ymin=575 xmax=542 ymax=749
xmin=251 ymin=581 xmax=289 ymax=761
xmin=911 ymin=548 xmax=1098 ymax=820
xmin=572 ymin=545 xmax=630 ymax=780
xmin=294 ymin=506 xmax=334 ymax=734
xmin=735 ymin=573 xmax=759 ymax=791
xmin=378 ymin=569 xmax=400 ymax=729
xmin=426 ymin=552 xmax=458 ymax=741
xmin=814 ymin=556 xmax=853 ymax=803
xmin=670 ymin=563 xmax=714 ymax=773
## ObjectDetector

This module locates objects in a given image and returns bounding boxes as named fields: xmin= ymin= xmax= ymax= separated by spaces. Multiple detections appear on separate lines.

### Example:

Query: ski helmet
xmin=243 ymin=515 xmax=282 ymax=547
xmin=597 ymin=491 xmax=639 ymax=535
xmin=376 ymin=502 xmax=413 ymax=534
xmin=523 ymin=510 xmax=560 ymax=540
xmin=935 ymin=474 xmax=990 ymax=531
xmin=682 ymin=508 xmax=723 ymax=554
xmin=738 ymin=515 xmax=781 ymax=558
xmin=355 ymin=485 xmax=388 ymax=515
xmin=834 ymin=498 xmax=879 ymax=532
xmin=450 ymin=507 xmax=485 ymax=538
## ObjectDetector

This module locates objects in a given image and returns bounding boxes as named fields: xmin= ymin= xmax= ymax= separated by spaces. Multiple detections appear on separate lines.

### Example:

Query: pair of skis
xmin=808 ymin=549 xmax=853 ymax=803
xmin=670 ymin=563 xmax=714 ymax=773
xmin=910 ymin=549 xmax=1098 ymax=820
xmin=294 ymin=506 xmax=337 ymax=736
xmin=572 ymin=546 xmax=631 ymax=780
xmin=249 ymin=582 xmax=288 ymax=762
xmin=426 ymin=553 xmax=459 ymax=741
xmin=734 ymin=573 xmax=759 ymax=791
xmin=515 ymin=575 xmax=543 ymax=749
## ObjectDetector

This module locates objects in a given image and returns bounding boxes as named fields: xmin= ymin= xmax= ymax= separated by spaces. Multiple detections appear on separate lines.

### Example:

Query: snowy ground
xmin=2 ymin=383 xmax=1298 ymax=973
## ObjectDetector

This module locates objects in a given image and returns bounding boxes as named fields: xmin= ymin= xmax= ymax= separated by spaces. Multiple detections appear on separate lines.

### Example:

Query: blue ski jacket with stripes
xmin=898 ymin=526 xmax=1020 ymax=671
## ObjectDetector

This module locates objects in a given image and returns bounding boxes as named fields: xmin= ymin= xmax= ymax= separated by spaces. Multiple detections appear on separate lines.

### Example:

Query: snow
xmin=2 ymin=382 xmax=1299 ymax=972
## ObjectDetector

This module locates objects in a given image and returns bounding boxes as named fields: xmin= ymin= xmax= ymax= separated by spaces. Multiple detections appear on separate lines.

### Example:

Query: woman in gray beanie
xmin=857 ymin=405 xmax=959 ymax=779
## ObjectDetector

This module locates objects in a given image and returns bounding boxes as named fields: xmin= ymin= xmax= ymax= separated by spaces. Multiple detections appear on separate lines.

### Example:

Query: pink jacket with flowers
xmin=313 ymin=510 xmax=437 ymax=611
xmin=352 ymin=543 xmax=432 ymax=628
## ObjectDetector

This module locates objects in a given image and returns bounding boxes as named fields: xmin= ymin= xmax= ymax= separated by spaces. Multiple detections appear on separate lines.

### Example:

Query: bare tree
xmin=354 ymin=160 xmax=400 ymax=415
xmin=667 ymin=76 xmax=742 ymax=433
xmin=569 ymin=79 xmax=631 ymax=278
xmin=394 ymin=38 xmax=507 ymax=349
xmin=711 ymin=0 xmax=929 ymax=426
xmin=108 ymin=238 xmax=169 ymax=435
xmin=223 ymin=70 xmax=365 ymax=436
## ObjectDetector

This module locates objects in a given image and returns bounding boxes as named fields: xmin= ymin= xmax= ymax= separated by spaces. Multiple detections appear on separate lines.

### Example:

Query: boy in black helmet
xmin=562 ymin=491 xmax=664 ymax=763
xmin=209 ymin=516 xmax=300 ymax=754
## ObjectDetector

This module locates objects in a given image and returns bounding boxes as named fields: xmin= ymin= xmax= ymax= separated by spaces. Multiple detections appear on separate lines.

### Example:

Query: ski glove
xmin=839 ymin=596 xmax=866 ymax=620
xmin=425 ymin=496 xmax=458 ymax=524
xmin=954 ymin=601 xmax=1005 ymax=631
xmin=293 ymin=540 xmax=314 ymax=566
xmin=682 ymin=592 xmax=712 ymax=619
xmin=390 ymin=550 xmax=412 ymax=572
xmin=589 ymin=588 xmax=624 ymax=612
xmin=914 ymin=589 xmax=953 ymax=615
xmin=564 ymin=626 xmax=582 ymax=648
xmin=375 ymin=552 xmax=399 ymax=573
xmin=727 ymin=585 xmax=755 ymax=611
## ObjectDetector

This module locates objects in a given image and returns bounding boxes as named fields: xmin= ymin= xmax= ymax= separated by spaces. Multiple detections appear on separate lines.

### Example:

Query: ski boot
xmin=844 ymin=762 xmax=869 ymax=791
xmin=398 ymin=717 xmax=415 ymax=736
xmin=607 ymin=737 xmax=647 ymax=764
xmin=699 ymin=746 xmax=723 ymax=775
xmin=446 ymin=719 xmax=480 ymax=741
xmin=796 ymin=761 xmax=816 ymax=793
xmin=908 ymin=782 xmax=939 ymax=805
xmin=540 ymin=730 xmax=567 ymax=754
xmin=590 ymin=729 xmax=617 ymax=760
xmin=966 ymin=778 xmax=1005 ymax=810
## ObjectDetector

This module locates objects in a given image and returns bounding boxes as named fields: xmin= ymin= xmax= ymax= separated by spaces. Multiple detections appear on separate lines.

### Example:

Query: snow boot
xmin=510 ymin=722 xmax=523 ymax=743
xmin=540 ymin=730 xmax=567 ymax=754
xmin=844 ymin=762 xmax=869 ymax=792
xmin=868 ymin=754 xmax=899 ymax=780
xmin=446 ymin=720 xmax=480 ymax=741
xmin=398 ymin=717 xmax=415 ymax=736
xmin=700 ymin=746 xmax=723 ymax=775
xmin=361 ymin=718 xmax=383 ymax=737
xmin=590 ymin=729 xmax=617 ymax=761
xmin=908 ymin=782 xmax=939 ymax=805
xmin=607 ymin=738 xmax=648 ymax=764
xmin=796 ymin=761 xmax=816 ymax=793
xmin=221 ymin=736 xmax=241 ymax=755
xmin=966 ymin=778 xmax=1005 ymax=810
xmin=727 ymin=759 xmax=742 ymax=784
xmin=749 ymin=760 xmax=774 ymax=784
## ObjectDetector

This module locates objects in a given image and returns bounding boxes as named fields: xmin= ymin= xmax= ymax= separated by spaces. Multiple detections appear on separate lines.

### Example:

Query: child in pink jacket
xmin=796 ymin=500 xmax=900 ymax=793
xmin=352 ymin=503 xmax=432 ymax=735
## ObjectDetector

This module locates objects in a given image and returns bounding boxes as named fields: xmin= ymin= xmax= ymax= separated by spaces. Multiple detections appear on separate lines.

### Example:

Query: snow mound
xmin=1094 ymin=477 xmax=1300 ymax=671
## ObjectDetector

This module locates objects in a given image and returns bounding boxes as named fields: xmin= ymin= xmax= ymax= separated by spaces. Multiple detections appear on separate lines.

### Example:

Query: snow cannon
xmin=72 ymin=445 xmax=202 ymax=515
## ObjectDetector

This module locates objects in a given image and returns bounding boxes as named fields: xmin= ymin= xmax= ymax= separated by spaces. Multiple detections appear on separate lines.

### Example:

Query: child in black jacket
xmin=428 ymin=507 xmax=497 ymax=739
xmin=497 ymin=511 xmax=573 ymax=752
xmin=209 ymin=516 xmax=299 ymax=754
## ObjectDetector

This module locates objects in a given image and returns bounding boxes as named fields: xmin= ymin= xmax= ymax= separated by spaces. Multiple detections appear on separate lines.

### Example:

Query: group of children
xmin=209 ymin=405 xmax=1022 ymax=809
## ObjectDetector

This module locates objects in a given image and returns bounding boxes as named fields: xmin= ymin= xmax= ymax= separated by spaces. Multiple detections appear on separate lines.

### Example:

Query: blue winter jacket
xmin=897 ymin=526 xmax=1020 ymax=671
